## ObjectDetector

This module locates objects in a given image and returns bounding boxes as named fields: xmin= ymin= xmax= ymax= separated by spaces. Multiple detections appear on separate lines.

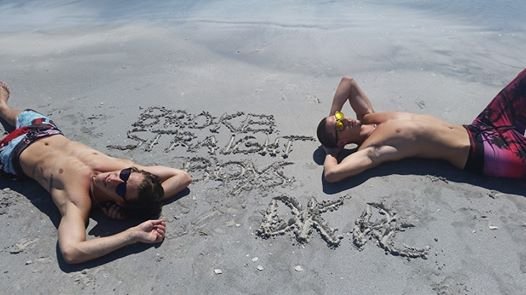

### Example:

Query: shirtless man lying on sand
xmin=317 ymin=69 xmax=526 ymax=182
xmin=0 ymin=82 xmax=191 ymax=264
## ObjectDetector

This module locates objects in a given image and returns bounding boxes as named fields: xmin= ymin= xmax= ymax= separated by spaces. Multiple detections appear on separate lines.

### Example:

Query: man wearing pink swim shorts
xmin=316 ymin=69 xmax=526 ymax=182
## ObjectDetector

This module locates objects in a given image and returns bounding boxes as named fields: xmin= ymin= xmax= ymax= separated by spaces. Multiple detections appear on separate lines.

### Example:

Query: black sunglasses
xmin=115 ymin=167 xmax=133 ymax=200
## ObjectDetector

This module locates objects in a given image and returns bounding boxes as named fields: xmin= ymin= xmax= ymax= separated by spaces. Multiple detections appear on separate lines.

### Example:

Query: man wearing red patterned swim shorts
xmin=316 ymin=69 xmax=526 ymax=182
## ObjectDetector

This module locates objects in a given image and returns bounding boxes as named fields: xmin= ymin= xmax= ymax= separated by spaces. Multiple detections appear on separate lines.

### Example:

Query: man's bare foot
xmin=0 ymin=81 xmax=10 ymax=104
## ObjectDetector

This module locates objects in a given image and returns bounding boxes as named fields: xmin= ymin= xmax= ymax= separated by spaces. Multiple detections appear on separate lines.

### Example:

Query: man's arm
xmin=58 ymin=203 xmax=166 ymax=264
xmin=329 ymin=76 xmax=375 ymax=121
xmin=323 ymin=145 xmax=399 ymax=182
xmin=136 ymin=165 xmax=192 ymax=200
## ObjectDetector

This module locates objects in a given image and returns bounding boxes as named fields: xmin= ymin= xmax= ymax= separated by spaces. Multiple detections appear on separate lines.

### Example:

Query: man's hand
xmin=100 ymin=202 xmax=126 ymax=220
xmin=135 ymin=165 xmax=192 ymax=200
xmin=322 ymin=145 xmax=341 ymax=156
xmin=130 ymin=219 xmax=166 ymax=244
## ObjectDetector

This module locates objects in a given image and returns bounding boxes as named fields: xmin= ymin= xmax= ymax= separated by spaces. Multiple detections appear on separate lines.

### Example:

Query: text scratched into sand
xmin=256 ymin=197 xmax=429 ymax=259
xmin=182 ymin=157 xmax=294 ymax=195
xmin=256 ymin=195 xmax=347 ymax=248
xmin=108 ymin=107 xmax=314 ymax=158
xmin=108 ymin=107 xmax=315 ymax=195
xmin=107 ymin=107 xmax=428 ymax=258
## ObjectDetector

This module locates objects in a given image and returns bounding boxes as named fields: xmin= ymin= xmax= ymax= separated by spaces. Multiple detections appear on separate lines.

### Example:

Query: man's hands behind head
xmin=322 ymin=145 xmax=341 ymax=156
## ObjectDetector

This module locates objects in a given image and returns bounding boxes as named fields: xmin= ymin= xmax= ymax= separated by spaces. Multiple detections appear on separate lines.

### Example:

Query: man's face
xmin=325 ymin=114 xmax=361 ymax=147
xmin=93 ymin=168 xmax=143 ymax=204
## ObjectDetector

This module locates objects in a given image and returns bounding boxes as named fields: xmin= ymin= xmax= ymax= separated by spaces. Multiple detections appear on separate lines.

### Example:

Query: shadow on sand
xmin=0 ymin=177 xmax=190 ymax=272
xmin=312 ymin=146 xmax=525 ymax=197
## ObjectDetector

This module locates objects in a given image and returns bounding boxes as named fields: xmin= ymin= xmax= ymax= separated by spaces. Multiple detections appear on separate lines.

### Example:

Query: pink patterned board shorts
xmin=464 ymin=68 xmax=526 ymax=179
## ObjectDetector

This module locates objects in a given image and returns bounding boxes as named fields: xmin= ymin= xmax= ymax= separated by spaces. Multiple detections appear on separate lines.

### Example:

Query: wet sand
xmin=0 ymin=1 xmax=526 ymax=294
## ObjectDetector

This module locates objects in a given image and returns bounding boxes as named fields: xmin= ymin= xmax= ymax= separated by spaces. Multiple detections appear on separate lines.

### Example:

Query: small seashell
xmin=489 ymin=225 xmax=498 ymax=230
xmin=256 ymin=265 xmax=264 ymax=271
xmin=294 ymin=265 xmax=304 ymax=272
xmin=214 ymin=269 xmax=223 ymax=274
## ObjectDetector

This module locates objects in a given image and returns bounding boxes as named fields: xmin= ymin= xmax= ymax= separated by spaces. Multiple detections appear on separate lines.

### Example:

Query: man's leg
xmin=0 ymin=82 xmax=21 ymax=128
xmin=468 ymin=69 xmax=526 ymax=178
xmin=497 ymin=68 xmax=526 ymax=133
xmin=472 ymin=69 xmax=526 ymax=133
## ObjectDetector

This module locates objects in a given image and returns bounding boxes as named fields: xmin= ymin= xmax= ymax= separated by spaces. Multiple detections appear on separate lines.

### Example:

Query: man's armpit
xmin=366 ymin=145 xmax=402 ymax=164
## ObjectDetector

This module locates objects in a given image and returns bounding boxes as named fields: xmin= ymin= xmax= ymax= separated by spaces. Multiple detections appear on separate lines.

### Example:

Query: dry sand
xmin=0 ymin=1 xmax=526 ymax=294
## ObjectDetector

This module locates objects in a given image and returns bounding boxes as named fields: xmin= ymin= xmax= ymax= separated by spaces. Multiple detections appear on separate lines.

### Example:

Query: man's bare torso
xmin=19 ymin=135 xmax=133 ymax=216
xmin=360 ymin=112 xmax=471 ymax=168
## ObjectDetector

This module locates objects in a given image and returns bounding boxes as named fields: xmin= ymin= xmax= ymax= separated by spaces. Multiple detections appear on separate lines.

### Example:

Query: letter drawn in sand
xmin=240 ymin=113 xmax=275 ymax=134
xmin=256 ymin=195 xmax=348 ymax=248
xmin=107 ymin=107 xmax=315 ymax=196
xmin=107 ymin=107 xmax=314 ymax=157
xmin=351 ymin=202 xmax=429 ymax=259
xmin=183 ymin=157 xmax=294 ymax=195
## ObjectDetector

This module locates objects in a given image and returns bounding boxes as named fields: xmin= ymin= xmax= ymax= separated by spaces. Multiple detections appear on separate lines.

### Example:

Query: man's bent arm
xmin=329 ymin=76 xmax=375 ymax=121
xmin=323 ymin=145 xmax=399 ymax=182
xmin=323 ymin=149 xmax=376 ymax=182
xmin=137 ymin=165 xmax=192 ymax=199
xmin=58 ymin=204 xmax=165 ymax=264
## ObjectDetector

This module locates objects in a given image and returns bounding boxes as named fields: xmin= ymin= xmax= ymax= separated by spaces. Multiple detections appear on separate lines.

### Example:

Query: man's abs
xmin=20 ymin=134 xmax=112 ymax=186
xmin=362 ymin=116 xmax=471 ymax=168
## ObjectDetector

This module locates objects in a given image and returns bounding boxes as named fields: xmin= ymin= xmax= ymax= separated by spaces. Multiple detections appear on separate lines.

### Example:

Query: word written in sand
xmin=132 ymin=108 xmax=276 ymax=134
xmin=107 ymin=107 xmax=315 ymax=158
xmin=256 ymin=195 xmax=347 ymax=248
xmin=183 ymin=157 xmax=294 ymax=196
xmin=351 ymin=202 xmax=429 ymax=259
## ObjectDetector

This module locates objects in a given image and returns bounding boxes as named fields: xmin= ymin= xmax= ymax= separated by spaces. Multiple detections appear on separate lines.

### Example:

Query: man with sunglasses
xmin=0 ymin=82 xmax=192 ymax=264
xmin=317 ymin=69 xmax=526 ymax=182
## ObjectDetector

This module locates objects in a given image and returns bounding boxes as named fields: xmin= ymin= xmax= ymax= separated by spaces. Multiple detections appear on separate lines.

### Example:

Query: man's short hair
xmin=123 ymin=168 xmax=164 ymax=220
xmin=317 ymin=117 xmax=337 ymax=148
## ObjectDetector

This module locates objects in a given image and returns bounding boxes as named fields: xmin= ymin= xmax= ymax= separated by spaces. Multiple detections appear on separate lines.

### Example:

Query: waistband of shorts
xmin=12 ymin=127 xmax=63 ymax=178
xmin=463 ymin=125 xmax=484 ymax=173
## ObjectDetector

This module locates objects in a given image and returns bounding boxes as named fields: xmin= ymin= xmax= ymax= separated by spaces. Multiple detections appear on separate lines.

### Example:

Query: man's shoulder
xmin=50 ymin=183 xmax=92 ymax=216
xmin=363 ymin=111 xmax=414 ymax=123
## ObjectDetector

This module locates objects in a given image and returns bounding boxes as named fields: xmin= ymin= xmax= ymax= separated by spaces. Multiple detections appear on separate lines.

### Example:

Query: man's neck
xmin=89 ymin=177 xmax=101 ymax=205
xmin=89 ymin=175 xmax=111 ymax=205
xmin=358 ymin=123 xmax=377 ymax=143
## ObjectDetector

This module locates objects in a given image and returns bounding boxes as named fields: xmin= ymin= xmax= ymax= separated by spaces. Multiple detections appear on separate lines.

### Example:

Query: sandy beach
xmin=1 ymin=1 xmax=526 ymax=294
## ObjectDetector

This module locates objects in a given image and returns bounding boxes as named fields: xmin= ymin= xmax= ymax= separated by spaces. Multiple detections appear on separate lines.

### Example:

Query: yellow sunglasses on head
xmin=334 ymin=111 xmax=345 ymax=131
